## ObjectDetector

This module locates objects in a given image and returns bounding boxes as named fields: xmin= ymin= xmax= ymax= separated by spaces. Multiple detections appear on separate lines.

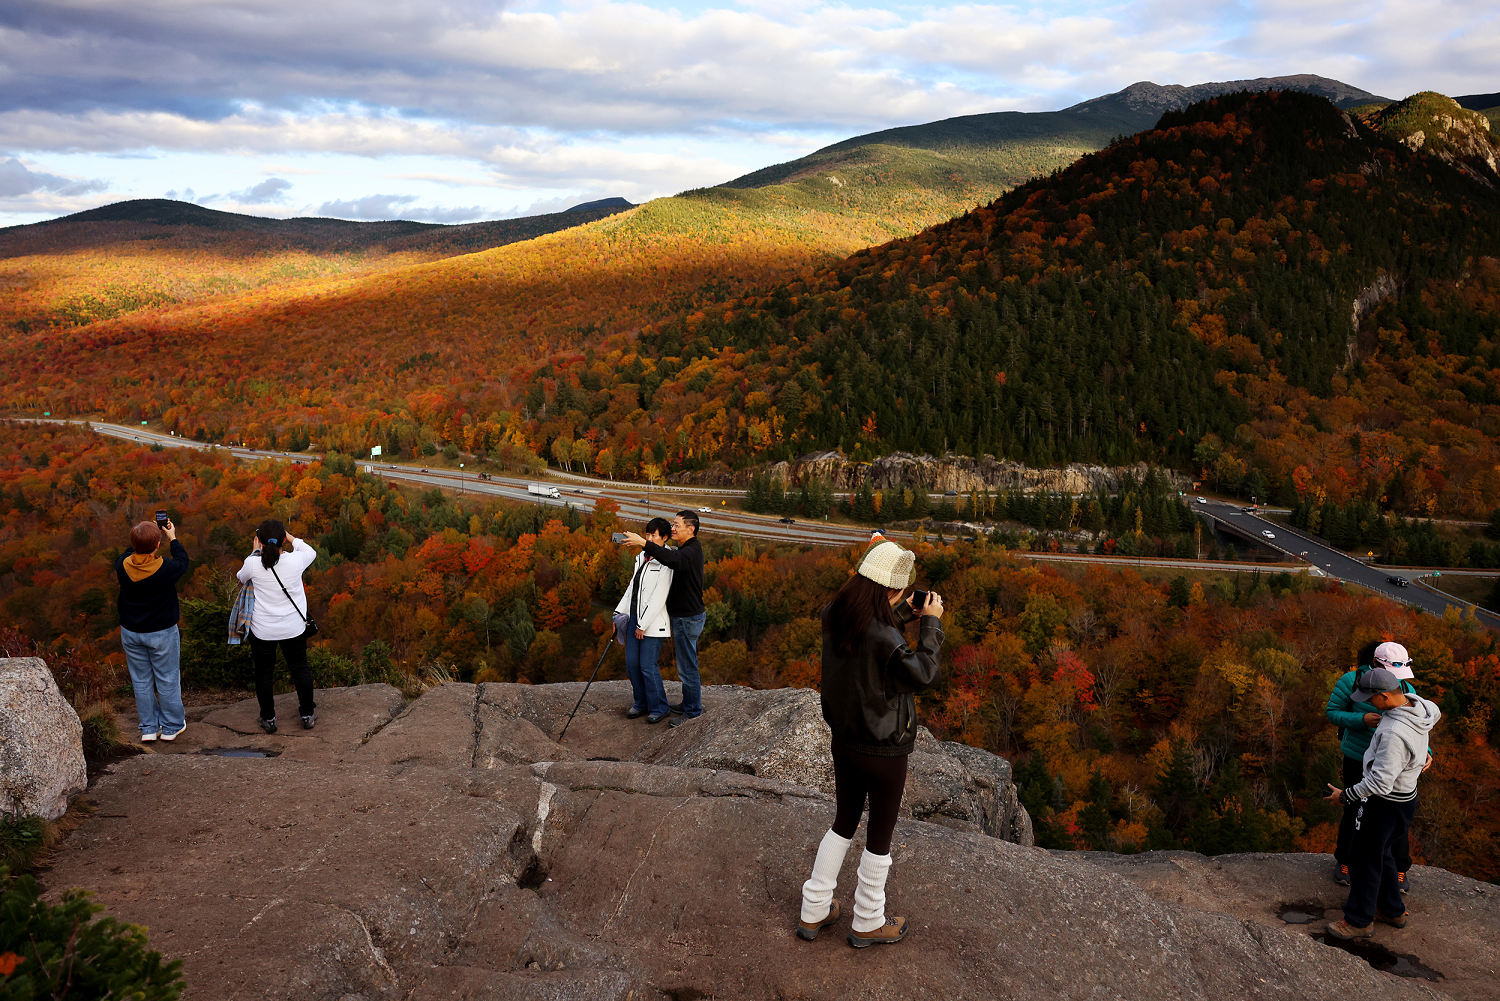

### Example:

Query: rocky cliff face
xmin=1365 ymin=92 xmax=1500 ymax=186
xmin=676 ymin=450 xmax=1180 ymax=496
xmin=39 ymin=680 xmax=1498 ymax=1001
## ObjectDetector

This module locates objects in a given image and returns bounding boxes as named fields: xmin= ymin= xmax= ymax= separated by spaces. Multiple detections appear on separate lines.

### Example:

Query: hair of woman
xmin=256 ymin=518 xmax=287 ymax=569
xmin=826 ymin=572 xmax=901 ymax=656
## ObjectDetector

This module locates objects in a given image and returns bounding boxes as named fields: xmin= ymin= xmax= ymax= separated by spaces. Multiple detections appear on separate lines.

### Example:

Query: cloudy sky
xmin=1 ymin=0 xmax=1494 ymax=227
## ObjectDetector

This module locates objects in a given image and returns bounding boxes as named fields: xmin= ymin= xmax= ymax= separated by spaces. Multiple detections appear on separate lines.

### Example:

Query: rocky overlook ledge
xmin=40 ymin=681 xmax=1500 ymax=1000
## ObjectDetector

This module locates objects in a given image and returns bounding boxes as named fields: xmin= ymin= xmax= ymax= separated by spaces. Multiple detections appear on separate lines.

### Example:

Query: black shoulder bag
xmin=268 ymin=561 xmax=320 ymax=639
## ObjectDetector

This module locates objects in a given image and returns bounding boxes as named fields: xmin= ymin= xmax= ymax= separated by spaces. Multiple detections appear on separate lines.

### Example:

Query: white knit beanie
xmin=857 ymin=540 xmax=915 ymax=590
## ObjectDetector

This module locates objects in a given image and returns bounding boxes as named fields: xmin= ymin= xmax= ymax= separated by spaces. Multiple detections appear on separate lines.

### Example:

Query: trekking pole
xmin=558 ymin=636 xmax=616 ymax=741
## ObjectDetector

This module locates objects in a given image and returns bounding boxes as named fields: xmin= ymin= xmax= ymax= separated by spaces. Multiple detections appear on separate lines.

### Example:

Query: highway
xmin=1193 ymin=498 xmax=1497 ymax=624
xmin=15 ymin=419 xmax=1499 ymax=625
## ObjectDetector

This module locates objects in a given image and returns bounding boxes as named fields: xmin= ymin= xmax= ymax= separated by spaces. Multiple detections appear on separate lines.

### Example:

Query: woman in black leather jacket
xmin=796 ymin=539 xmax=944 ymax=949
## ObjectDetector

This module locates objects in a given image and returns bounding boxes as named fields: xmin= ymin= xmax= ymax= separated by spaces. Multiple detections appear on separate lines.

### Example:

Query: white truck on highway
xmin=528 ymin=483 xmax=560 ymax=499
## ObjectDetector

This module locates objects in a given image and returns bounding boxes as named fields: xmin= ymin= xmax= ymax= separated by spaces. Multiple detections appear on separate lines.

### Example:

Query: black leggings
xmin=831 ymin=742 xmax=909 ymax=855
xmin=249 ymin=632 xmax=315 ymax=719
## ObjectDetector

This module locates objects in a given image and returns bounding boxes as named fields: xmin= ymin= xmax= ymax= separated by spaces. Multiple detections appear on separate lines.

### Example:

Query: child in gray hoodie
xmin=1324 ymin=667 xmax=1441 ymax=939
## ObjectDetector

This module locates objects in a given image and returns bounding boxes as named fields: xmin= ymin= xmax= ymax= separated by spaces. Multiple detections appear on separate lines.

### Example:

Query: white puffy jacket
xmin=614 ymin=554 xmax=674 ymax=638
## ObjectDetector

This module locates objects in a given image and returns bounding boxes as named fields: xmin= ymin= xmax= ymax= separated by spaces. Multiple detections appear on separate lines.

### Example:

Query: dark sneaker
xmin=1333 ymin=863 xmax=1350 ymax=886
xmin=258 ymin=717 xmax=278 ymax=734
xmin=645 ymin=712 xmax=668 ymax=724
xmin=797 ymin=900 xmax=840 ymax=942
xmin=1326 ymin=918 xmax=1373 ymax=940
xmin=668 ymin=714 xmax=701 ymax=729
xmin=625 ymin=706 xmax=646 ymax=719
xmin=1397 ymin=870 xmax=1409 ymax=894
xmin=301 ymin=714 xmax=316 ymax=730
xmin=1376 ymin=910 xmax=1408 ymax=928
xmin=849 ymin=915 xmax=907 ymax=948
xmin=669 ymin=703 xmax=685 ymax=715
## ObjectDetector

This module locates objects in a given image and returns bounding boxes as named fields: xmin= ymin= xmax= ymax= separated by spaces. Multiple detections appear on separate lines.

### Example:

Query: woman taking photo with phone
xmin=236 ymin=519 xmax=318 ymax=733
xmin=796 ymin=539 xmax=944 ymax=948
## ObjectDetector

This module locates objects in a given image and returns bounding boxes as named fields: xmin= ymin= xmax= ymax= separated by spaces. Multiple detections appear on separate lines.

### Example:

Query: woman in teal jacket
xmin=1326 ymin=641 xmax=1431 ymax=889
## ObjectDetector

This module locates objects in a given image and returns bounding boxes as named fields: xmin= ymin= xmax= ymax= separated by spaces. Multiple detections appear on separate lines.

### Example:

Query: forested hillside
xmin=5 ymin=423 xmax=1497 ymax=880
xmin=6 ymin=91 xmax=1498 ymax=518
xmin=584 ymin=91 xmax=1500 ymax=515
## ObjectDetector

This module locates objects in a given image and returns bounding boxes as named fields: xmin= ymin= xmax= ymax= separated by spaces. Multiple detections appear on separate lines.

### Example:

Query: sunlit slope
xmin=0 ymin=199 xmax=632 ymax=334
xmin=0 ymin=137 xmax=1064 ymax=451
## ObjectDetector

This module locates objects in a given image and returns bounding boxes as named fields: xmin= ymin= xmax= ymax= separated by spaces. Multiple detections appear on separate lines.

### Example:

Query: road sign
xmin=371 ymin=445 xmax=383 ymax=457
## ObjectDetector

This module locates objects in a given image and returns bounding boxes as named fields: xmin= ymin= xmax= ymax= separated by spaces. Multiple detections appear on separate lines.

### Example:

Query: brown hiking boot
xmin=796 ymin=900 xmax=840 ymax=941
xmin=848 ymin=915 xmax=907 ymax=948
xmin=1376 ymin=910 xmax=1408 ymax=928
xmin=1326 ymin=918 xmax=1373 ymax=940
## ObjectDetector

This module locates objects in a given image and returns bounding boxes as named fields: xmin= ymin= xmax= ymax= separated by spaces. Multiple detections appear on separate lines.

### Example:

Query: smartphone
xmin=910 ymin=589 xmax=930 ymax=610
xmin=611 ymin=532 xmax=628 ymax=544
xmin=155 ymin=509 xmax=168 ymax=528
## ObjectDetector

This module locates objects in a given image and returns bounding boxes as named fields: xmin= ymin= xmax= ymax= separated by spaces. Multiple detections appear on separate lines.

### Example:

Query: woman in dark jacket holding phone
xmin=797 ymin=539 xmax=944 ymax=949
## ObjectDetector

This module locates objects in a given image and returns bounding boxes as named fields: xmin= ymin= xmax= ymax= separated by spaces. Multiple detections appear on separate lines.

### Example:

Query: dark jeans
xmin=1343 ymin=795 xmax=1417 ymax=927
xmin=250 ymin=632 xmax=316 ymax=719
xmin=1335 ymin=756 xmax=1411 ymax=871
xmin=830 ymin=741 xmax=909 ymax=855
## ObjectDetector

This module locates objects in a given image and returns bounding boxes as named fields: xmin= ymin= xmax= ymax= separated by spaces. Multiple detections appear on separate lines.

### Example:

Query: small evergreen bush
xmin=0 ymin=820 xmax=48 ymax=874
xmin=0 ymin=870 xmax=184 ymax=1000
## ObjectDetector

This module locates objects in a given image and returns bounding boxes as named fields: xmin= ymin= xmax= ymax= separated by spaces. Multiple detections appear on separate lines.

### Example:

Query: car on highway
xmin=1261 ymin=530 xmax=1276 ymax=540
xmin=778 ymin=517 xmax=795 ymax=525
xmin=699 ymin=506 xmax=711 ymax=512
xmin=1196 ymin=497 xmax=1207 ymax=505
xmin=1387 ymin=575 xmax=1410 ymax=588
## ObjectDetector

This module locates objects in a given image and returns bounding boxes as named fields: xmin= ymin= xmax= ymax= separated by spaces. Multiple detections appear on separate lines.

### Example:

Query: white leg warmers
xmin=800 ymin=829 xmax=853 ymax=923
xmin=851 ymin=849 xmax=893 ymax=933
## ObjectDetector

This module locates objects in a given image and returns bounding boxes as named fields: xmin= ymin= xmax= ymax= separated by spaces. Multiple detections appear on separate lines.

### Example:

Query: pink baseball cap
xmin=1373 ymin=641 xmax=1413 ymax=679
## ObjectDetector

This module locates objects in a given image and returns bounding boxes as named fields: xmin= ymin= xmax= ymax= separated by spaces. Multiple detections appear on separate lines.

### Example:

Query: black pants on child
xmin=1343 ymin=794 xmax=1416 ymax=928
xmin=249 ymin=632 xmax=316 ymax=720
xmin=830 ymin=742 xmax=909 ymax=855
xmin=1335 ymin=756 xmax=1411 ymax=871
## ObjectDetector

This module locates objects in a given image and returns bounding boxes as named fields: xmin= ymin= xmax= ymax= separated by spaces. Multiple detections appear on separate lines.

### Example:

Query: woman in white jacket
xmin=615 ymin=517 xmax=674 ymax=723
xmin=237 ymin=518 xmax=318 ymax=734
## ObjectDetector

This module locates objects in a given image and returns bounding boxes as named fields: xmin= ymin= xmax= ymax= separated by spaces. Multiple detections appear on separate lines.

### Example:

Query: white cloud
xmin=1 ymin=1 xmax=1496 ymax=226
xmin=313 ymin=193 xmax=486 ymax=223
xmin=0 ymin=154 xmax=105 ymax=197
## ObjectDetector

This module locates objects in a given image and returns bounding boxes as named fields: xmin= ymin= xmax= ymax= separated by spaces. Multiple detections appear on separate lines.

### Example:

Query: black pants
xmin=1335 ymin=756 xmax=1411 ymax=870
xmin=1343 ymin=795 xmax=1416 ymax=927
xmin=249 ymin=632 xmax=315 ymax=719
xmin=830 ymin=742 xmax=909 ymax=856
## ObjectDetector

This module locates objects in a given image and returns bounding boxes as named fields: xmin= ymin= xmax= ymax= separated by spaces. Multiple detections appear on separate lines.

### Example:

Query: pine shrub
xmin=0 ymin=870 xmax=184 ymax=1000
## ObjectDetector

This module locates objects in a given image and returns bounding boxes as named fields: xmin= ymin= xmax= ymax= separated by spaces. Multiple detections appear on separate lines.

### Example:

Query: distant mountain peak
xmin=566 ymin=197 xmax=633 ymax=213
xmin=1066 ymin=74 xmax=1388 ymax=115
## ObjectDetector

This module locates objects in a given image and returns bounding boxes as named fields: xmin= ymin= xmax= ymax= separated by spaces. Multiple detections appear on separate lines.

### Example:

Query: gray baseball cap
xmin=1351 ymin=667 xmax=1402 ymax=703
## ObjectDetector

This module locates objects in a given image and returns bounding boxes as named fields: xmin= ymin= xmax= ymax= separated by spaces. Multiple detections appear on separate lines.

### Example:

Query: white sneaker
xmin=140 ymin=731 xmax=159 ymax=742
xmin=159 ymin=723 xmax=187 ymax=742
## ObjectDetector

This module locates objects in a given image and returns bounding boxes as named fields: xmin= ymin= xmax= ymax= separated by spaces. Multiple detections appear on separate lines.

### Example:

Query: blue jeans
xmin=670 ymin=612 xmax=706 ymax=716
xmin=120 ymin=624 xmax=185 ymax=736
xmin=623 ymin=616 xmax=669 ymax=716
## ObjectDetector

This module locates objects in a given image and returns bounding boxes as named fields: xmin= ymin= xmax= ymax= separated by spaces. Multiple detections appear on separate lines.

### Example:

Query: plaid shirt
xmin=228 ymin=580 xmax=255 ymax=645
